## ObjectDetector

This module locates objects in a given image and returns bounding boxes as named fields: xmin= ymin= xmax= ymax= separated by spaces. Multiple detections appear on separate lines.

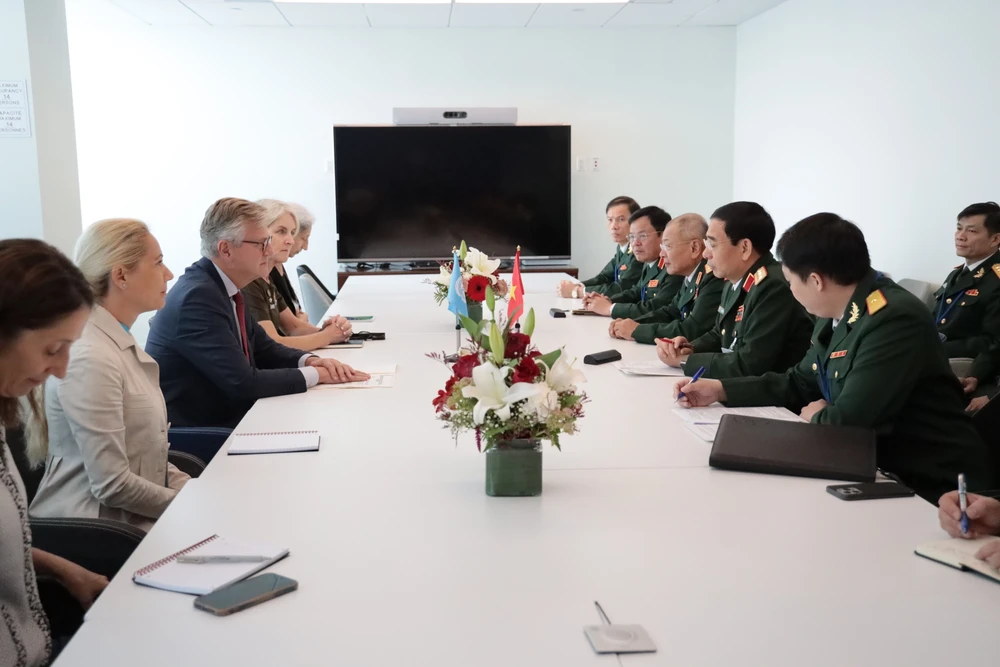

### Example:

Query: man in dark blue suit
xmin=147 ymin=198 xmax=368 ymax=428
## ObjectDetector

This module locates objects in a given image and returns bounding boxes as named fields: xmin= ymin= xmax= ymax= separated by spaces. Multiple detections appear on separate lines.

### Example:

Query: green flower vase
xmin=485 ymin=439 xmax=542 ymax=497
xmin=466 ymin=301 xmax=483 ymax=324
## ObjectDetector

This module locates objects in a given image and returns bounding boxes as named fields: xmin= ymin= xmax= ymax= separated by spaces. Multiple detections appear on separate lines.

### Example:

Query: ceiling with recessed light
xmin=108 ymin=0 xmax=788 ymax=28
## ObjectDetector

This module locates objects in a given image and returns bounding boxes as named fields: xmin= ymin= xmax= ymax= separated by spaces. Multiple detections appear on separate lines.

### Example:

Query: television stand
xmin=336 ymin=264 xmax=579 ymax=291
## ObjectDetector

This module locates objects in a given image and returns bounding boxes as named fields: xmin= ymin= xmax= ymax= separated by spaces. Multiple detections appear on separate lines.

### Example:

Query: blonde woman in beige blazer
xmin=30 ymin=219 xmax=190 ymax=532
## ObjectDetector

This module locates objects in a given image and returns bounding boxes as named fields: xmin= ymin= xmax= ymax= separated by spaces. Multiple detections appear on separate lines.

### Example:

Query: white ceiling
xmin=108 ymin=0 xmax=789 ymax=28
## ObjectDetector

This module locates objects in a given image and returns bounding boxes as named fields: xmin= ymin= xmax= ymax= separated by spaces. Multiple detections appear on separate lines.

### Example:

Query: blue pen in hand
xmin=676 ymin=366 xmax=706 ymax=402
xmin=958 ymin=473 xmax=969 ymax=535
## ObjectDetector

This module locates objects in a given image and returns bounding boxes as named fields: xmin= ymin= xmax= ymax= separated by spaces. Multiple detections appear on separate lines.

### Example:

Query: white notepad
xmin=613 ymin=361 xmax=684 ymax=377
xmin=227 ymin=430 xmax=320 ymax=455
xmin=132 ymin=535 xmax=290 ymax=595
xmin=673 ymin=404 xmax=802 ymax=425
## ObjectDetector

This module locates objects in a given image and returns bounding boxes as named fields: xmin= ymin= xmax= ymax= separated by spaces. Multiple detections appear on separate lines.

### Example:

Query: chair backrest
xmin=897 ymin=278 xmax=938 ymax=310
xmin=167 ymin=450 xmax=206 ymax=478
xmin=168 ymin=426 xmax=232 ymax=464
xmin=297 ymin=267 xmax=334 ymax=326
xmin=949 ymin=357 xmax=975 ymax=379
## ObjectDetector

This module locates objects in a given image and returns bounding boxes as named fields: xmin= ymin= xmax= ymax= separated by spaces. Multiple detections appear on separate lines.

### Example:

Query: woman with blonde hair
xmin=29 ymin=219 xmax=190 ymax=532
xmin=1 ymin=239 xmax=109 ymax=667
xmin=271 ymin=202 xmax=314 ymax=323
xmin=241 ymin=199 xmax=351 ymax=351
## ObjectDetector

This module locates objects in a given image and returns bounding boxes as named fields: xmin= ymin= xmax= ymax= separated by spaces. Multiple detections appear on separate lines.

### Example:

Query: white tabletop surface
xmin=55 ymin=274 xmax=1000 ymax=666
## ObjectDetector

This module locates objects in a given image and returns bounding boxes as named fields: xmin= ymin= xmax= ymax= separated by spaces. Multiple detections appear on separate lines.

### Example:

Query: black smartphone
xmin=549 ymin=308 xmax=567 ymax=318
xmin=583 ymin=350 xmax=623 ymax=365
xmin=826 ymin=482 xmax=915 ymax=501
xmin=193 ymin=574 xmax=298 ymax=616
xmin=351 ymin=332 xmax=385 ymax=341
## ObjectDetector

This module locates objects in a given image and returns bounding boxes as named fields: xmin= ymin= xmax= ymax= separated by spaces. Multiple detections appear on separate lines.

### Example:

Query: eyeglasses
xmin=627 ymin=232 xmax=658 ymax=243
xmin=660 ymin=239 xmax=700 ymax=253
xmin=242 ymin=236 xmax=272 ymax=254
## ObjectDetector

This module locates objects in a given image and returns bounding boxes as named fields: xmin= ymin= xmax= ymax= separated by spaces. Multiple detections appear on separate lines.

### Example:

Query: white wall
xmin=734 ymin=0 xmax=1000 ymax=283
xmin=65 ymin=0 xmax=736 ymax=319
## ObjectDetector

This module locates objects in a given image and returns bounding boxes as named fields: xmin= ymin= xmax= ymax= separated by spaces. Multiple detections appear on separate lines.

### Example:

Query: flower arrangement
xmin=428 ymin=241 xmax=509 ymax=305
xmin=429 ymin=287 xmax=587 ymax=451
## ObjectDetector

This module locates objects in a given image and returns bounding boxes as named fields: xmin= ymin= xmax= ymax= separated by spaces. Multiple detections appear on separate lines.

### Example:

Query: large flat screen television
xmin=333 ymin=125 xmax=571 ymax=263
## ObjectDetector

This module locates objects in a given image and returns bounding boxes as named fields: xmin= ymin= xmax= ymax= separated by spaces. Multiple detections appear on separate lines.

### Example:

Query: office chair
xmin=167 ymin=450 xmax=207 ymax=478
xmin=897 ymin=278 xmax=938 ymax=310
xmin=297 ymin=264 xmax=335 ymax=325
xmin=168 ymin=426 xmax=232 ymax=464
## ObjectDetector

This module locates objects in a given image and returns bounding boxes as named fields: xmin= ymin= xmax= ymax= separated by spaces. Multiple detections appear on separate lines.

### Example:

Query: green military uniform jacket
xmin=630 ymin=260 xmax=724 ymax=344
xmin=607 ymin=261 xmax=683 ymax=319
xmin=933 ymin=250 xmax=1000 ymax=381
xmin=581 ymin=244 xmax=643 ymax=296
xmin=722 ymin=271 xmax=994 ymax=500
xmin=685 ymin=253 xmax=812 ymax=379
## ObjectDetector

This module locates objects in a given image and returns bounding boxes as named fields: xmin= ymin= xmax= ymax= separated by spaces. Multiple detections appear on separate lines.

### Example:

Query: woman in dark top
xmin=1 ymin=239 xmax=110 ymax=667
xmin=270 ymin=201 xmax=314 ymax=322
xmin=242 ymin=200 xmax=350 ymax=352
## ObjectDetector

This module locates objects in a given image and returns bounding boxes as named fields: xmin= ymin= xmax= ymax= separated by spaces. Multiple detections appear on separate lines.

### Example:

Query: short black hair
xmin=606 ymin=196 xmax=640 ymax=215
xmin=711 ymin=201 xmax=775 ymax=254
xmin=777 ymin=213 xmax=871 ymax=286
xmin=629 ymin=206 xmax=672 ymax=233
xmin=957 ymin=201 xmax=1000 ymax=221
xmin=985 ymin=211 xmax=1000 ymax=237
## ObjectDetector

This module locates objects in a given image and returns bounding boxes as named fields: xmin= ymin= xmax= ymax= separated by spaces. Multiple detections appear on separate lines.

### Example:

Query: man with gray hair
xmin=146 ymin=197 xmax=368 ymax=428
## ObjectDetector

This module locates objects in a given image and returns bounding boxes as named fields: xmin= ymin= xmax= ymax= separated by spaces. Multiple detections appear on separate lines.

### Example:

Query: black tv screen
xmin=334 ymin=125 xmax=571 ymax=262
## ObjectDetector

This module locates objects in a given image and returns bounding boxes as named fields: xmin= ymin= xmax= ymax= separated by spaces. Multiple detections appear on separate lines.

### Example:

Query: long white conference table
xmin=55 ymin=273 xmax=1000 ymax=666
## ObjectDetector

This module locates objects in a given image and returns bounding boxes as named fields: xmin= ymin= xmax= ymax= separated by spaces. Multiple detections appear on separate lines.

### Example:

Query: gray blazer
xmin=30 ymin=306 xmax=189 ymax=531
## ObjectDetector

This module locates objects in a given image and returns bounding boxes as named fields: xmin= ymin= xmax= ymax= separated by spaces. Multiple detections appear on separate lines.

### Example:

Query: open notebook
xmin=915 ymin=536 xmax=1000 ymax=583
xmin=227 ymin=430 xmax=320 ymax=455
xmin=132 ymin=535 xmax=289 ymax=595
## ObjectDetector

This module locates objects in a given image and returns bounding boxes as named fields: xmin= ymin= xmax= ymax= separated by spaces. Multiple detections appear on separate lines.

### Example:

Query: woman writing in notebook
xmin=0 ymin=239 xmax=109 ymax=667
xmin=939 ymin=491 xmax=1000 ymax=569
xmin=241 ymin=199 xmax=351 ymax=351
xmin=29 ymin=220 xmax=190 ymax=531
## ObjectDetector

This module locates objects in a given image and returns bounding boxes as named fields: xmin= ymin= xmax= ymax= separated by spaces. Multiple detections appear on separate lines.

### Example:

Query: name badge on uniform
xmin=735 ymin=305 xmax=745 ymax=322
xmin=620 ymin=264 xmax=628 ymax=272
xmin=648 ymin=279 xmax=659 ymax=288
xmin=830 ymin=350 xmax=848 ymax=359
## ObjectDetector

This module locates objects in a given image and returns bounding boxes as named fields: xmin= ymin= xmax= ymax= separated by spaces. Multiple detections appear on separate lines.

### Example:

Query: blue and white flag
xmin=446 ymin=250 xmax=468 ymax=318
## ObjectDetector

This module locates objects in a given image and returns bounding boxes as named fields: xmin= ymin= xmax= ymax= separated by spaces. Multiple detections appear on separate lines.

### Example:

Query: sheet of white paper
xmin=613 ymin=361 xmax=685 ymax=377
xmin=682 ymin=421 xmax=718 ymax=442
xmin=673 ymin=405 xmax=802 ymax=425
xmin=315 ymin=375 xmax=395 ymax=389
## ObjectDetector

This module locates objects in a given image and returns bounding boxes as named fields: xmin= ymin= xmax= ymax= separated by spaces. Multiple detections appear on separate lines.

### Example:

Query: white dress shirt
xmin=212 ymin=263 xmax=318 ymax=387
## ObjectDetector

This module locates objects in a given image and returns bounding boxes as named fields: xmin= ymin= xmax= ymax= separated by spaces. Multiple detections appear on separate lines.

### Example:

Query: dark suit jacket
xmin=146 ymin=257 xmax=308 ymax=428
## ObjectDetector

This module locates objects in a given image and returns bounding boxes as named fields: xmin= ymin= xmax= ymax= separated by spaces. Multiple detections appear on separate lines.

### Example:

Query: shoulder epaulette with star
xmin=866 ymin=289 xmax=888 ymax=315
xmin=754 ymin=266 xmax=768 ymax=284
xmin=992 ymin=264 xmax=1000 ymax=280
xmin=705 ymin=265 xmax=713 ymax=275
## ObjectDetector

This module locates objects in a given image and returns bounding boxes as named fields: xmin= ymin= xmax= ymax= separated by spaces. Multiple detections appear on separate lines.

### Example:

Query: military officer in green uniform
xmin=933 ymin=202 xmax=1000 ymax=400
xmin=675 ymin=213 xmax=994 ymax=501
xmin=558 ymin=196 xmax=644 ymax=298
xmin=580 ymin=207 xmax=683 ymax=318
xmin=608 ymin=213 xmax=724 ymax=344
xmin=657 ymin=201 xmax=812 ymax=379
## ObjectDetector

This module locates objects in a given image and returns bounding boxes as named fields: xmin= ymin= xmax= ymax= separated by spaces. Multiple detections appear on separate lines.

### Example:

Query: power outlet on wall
xmin=591 ymin=157 xmax=600 ymax=172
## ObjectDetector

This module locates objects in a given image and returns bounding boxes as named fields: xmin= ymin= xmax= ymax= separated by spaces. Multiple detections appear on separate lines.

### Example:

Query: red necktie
xmin=231 ymin=292 xmax=251 ymax=361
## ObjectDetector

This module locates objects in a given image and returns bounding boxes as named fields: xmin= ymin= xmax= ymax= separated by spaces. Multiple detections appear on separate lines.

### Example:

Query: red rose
xmin=504 ymin=332 xmax=531 ymax=359
xmin=512 ymin=356 xmax=541 ymax=384
xmin=466 ymin=275 xmax=490 ymax=302
xmin=452 ymin=354 xmax=479 ymax=379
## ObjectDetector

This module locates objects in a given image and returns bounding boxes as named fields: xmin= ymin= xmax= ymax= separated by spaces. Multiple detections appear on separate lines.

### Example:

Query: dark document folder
xmin=709 ymin=415 xmax=877 ymax=482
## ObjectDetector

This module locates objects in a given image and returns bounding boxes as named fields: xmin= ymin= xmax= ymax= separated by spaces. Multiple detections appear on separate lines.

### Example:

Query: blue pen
xmin=958 ymin=473 xmax=969 ymax=535
xmin=677 ymin=366 xmax=706 ymax=402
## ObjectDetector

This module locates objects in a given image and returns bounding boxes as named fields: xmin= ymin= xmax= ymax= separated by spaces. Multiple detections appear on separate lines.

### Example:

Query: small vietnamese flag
xmin=507 ymin=246 xmax=525 ymax=324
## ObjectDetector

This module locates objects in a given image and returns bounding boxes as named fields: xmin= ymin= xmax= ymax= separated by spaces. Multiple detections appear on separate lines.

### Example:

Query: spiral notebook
xmin=132 ymin=535 xmax=290 ymax=595
xmin=227 ymin=430 xmax=320 ymax=455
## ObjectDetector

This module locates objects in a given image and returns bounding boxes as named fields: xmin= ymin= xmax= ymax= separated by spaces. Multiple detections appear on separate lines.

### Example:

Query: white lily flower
xmin=523 ymin=381 xmax=560 ymax=419
xmin=434 ymin=265 xmax=452 ymax=286
xmin=544 ymin=352 xmax=586 ymax=393
xmin=465 ymin=247 xmax=501 ymax=278
xmin=461 ymin=362 xmax=541 ymax=424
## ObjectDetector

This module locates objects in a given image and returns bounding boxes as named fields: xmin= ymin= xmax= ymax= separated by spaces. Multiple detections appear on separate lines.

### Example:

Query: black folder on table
xmin=709 ymin=415 xmax=877 ymax=482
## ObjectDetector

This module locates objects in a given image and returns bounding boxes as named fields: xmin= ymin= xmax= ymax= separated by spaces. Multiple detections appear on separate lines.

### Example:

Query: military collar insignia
xmin=847 ymin=302 xmax=861 ymax=324
xmin=626 ymin=245 xmax=632 ymax=255
xmin=742 ymin=273 xmax=756 ymax=293
xmin=993 ymin=264 xmax=1000 ymax=280
xmin=866 ymin=289 xmax=888 ymax=315
xmin=975 ymin=267 xmax=986 ymax=280
xmin=658 ymin=257 xmax=666 ymax=270
xmin=696 ymin=272 xmax=703 ymax=286
xmin=830 ymin=350 xmax=848 ymax=359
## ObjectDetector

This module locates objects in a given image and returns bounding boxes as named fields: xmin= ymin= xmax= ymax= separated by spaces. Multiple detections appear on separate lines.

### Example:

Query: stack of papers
xmin=316 ymin=363 xmax=397 ymax=389
xmin=613 ymin=361 xmax=685 ymax=377
xmin=674 ymin=404 xmax=802 ymax=442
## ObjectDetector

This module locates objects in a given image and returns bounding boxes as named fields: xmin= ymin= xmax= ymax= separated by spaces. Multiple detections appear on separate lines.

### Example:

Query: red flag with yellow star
xmin=507 ymin=246 xmax=525 ymax=324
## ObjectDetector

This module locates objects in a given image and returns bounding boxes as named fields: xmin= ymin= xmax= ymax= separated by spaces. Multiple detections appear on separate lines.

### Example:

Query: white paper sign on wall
xmin=0 ymin=81 xmax=31 ymax=138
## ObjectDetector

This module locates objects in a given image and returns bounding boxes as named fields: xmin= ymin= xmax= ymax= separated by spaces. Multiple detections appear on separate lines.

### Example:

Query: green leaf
xmin=459 ymin=240 xmax=468 ymax=262
xmin=459 ymin=315 xmax=482 ymax=342
xmin=523 ymin=308 xmax=535 ymax=337
xmin=485 ymin=285 xmax=495 ymax=314
xmin=489 ymin=321 xmax=504 ymax=364
xmin=536 ymin=348 xmax=562 ymax=371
